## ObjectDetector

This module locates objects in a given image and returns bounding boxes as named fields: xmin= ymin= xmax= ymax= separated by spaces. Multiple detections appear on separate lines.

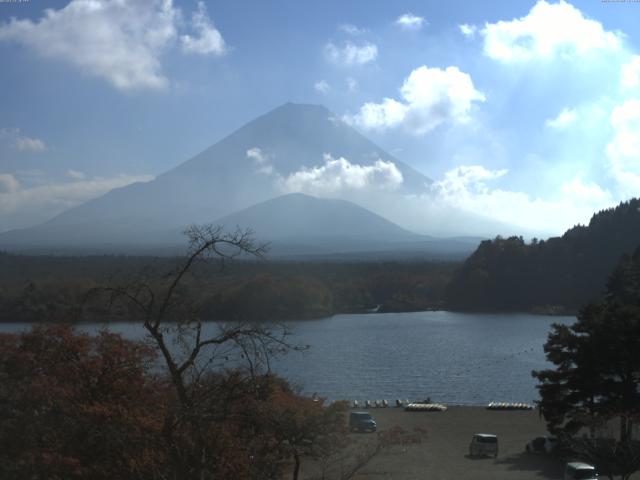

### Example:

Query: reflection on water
xmin=0 ymin=311 xmax=573 ymax=405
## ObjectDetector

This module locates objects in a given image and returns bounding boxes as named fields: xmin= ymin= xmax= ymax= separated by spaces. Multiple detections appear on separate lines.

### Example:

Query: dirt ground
xmin=296 ymin=406 xmax=635 ymax=480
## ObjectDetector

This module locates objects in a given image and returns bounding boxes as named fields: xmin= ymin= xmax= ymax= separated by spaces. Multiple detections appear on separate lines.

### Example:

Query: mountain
xmin=216 ymin=192 xmax=413 ymax=241
xmin=0 ymin=103 xmax=433 ymax=249
xmin=445 ymin=198 xmax=640 ymax=312
xmin=211 ymin=193 xmax=481 ymax=259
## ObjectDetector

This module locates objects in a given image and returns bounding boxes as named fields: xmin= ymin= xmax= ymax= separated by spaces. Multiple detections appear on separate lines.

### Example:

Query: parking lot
xmin=299 ymin=406 xmax=583 ymax=480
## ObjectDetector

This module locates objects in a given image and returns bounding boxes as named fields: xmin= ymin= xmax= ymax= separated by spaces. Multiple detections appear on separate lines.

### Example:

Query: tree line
xmin=0 ymin=252 xmax=455 ymax=323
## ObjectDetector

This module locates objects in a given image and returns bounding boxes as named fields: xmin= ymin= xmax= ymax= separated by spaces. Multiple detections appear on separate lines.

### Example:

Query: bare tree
xmin=320 ymin=426 xmax=428 ymax=480
xmin=87 ymin=225 xmax=299 ymax=479
xmin=568 ymin=433 xmax=640 ymax=480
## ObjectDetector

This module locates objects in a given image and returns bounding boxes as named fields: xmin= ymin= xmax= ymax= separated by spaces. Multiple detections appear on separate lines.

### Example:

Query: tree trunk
xmin=621 ymin=415 xmax=629 ymax=443
xmin=293 ymin=451 xmax=301 ymax=480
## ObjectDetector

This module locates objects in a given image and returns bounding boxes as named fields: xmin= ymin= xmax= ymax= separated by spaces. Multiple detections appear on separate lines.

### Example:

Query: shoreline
xmin=0 ymin=307 xmax=576 ymax=325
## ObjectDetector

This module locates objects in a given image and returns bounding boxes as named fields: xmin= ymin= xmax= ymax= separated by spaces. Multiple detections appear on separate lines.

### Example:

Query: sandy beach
xmin=298 ymin=405 xmax=638 ymax=480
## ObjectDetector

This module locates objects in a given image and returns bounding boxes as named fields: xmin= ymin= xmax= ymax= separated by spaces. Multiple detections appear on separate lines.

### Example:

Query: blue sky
xmin=1 ymin=0 xmax=639 ymax=233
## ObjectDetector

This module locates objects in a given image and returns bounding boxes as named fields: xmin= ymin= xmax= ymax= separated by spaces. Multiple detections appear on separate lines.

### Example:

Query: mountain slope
xmin=212 ymin=193 xmax=481 ymax=259
xmin=445 ymin=198 xmax=640 ymax=312
xmin=215 ymin=192 xmax=414 ymax=241
xmin=0 ymin=103 xmax=432 ymax=248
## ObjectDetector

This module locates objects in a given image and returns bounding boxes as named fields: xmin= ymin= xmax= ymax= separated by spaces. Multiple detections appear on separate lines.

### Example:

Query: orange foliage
xmin=0 ymin=327 xmax=348 ymax=480
xmin=0 ymin=325 xmax=166 ymax=479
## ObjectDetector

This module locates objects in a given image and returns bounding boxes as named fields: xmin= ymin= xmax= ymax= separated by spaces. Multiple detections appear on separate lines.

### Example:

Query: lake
xmin=0 ymin=311 xmax=573 ymax=406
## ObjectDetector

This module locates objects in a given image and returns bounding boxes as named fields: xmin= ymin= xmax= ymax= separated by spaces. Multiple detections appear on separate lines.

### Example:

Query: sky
xmin=1 ymin=0 xmax=639 ymax=234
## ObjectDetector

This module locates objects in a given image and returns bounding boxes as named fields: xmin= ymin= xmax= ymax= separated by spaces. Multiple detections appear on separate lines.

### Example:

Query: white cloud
xmin=66 ymin=169 xmax=86 ymax=180
xmin=606 ymin=99 xmax=640 ymax=197
xmin=430 ymin=165 xmax=615 ymax=233
xmin=545 ymin=107 xmax=577 ymax=129
xmin=338 ymin=24 xmax=365 ymax=36
xmin=13 ymin=169 xmax=47 ymax=185
xmin=345 ymin=98 xmax=407 ymax=131
xmin=459 ymin=24 xmax=478 ymax=38
xmin=432 ymin=165 xmax=508 ymax=196
xmin=0 ymin=173 xmax=154 ymax=231
xmin=1 ymin=128 xmax=46 ymax=152
xmin=246 ymin=147 xmax=274 ymax=175
xmin=0 ymin=0 xmax=178 ymax=90
xmin=324 ymin=41 xmax=378 ymax=66
xmin=16 ymin=136 xmax=46 ymax=152
xmin=280 ymin=154 xmax=403 ymax=196
xmin=0 ymin=174 xmax=20 ymax=194
xmin=0 ymin=0 xmax=228 ymax=91
xmin=314 ymin=80 xmax=331 ymax=94
xmin=481 ymin=0 xmax=622 ymax=62
xmin=346 ymin=77 xmax=358 ymax=92
xmin=621 ymin=55 xmax=640 ymax=88
xmin=559 ymin=176 xmax=612 ymax=203
xmin=395 ymin=13 xmax=425 ymax=31
xmin=180 ymin=1 xmax=226 ymax=56
xmin=344 ymin=65 xmax=485 ymax=135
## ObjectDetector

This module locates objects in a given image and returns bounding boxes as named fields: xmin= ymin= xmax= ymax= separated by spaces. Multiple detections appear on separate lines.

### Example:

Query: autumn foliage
xmin=0 ymin=325 xmax=348 ymax=480
xmin=0 ymin=325 xmax=165 ymax=479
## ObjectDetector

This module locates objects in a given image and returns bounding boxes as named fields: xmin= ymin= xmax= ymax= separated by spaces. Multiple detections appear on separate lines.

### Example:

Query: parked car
xmin=525 ymin=435 xmax=558 ymax=454
xmin=469 ymin=433 xmax=498 ymax=458
xmin=564 ymin=462 xmax=598 ymax=479
xmin=349 ymin=411 xmax=377 ymax=432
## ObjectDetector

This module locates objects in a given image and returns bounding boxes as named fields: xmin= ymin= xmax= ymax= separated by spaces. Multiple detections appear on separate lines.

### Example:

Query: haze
xmin=1 ymin=0 xmax=639 ymax=243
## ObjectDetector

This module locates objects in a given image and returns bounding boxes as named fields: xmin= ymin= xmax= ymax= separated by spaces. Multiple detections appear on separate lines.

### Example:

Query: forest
xmin=0 ymin=252 xmax=455 ymax=323
xmin=446 ymin=198 xmax=640 ymax=313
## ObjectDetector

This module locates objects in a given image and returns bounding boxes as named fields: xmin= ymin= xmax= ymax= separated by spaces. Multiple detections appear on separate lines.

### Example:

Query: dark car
xmin=525 ymin=435 xmax=558 ymax=454
xmin=349 ymin=411 xmax=377 ymax=432
xmin=469 ymin=433 xmax=498 ymax=458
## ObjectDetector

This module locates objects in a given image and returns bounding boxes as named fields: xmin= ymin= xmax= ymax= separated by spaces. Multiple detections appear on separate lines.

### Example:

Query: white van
xmin=469 ymin=433 xmax=498 ymax=458
xmin=564 ymin=462 xmax=598 ymax=479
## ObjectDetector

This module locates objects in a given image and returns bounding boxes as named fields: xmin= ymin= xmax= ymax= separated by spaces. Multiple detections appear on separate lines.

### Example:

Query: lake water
xmin=0 ymin=311 xmax=573 ymax=406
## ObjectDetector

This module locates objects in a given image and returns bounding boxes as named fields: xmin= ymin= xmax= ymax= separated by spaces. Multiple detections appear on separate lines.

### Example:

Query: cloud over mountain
xmin=344 ymin=65 xmax=484 ymax=135
xmin=279 ymin=154 xmax=403 ymax=196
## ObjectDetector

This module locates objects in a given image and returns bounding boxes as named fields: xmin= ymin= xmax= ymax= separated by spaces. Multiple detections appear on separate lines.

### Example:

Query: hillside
xmin=215 ymin=193 xmax=414 ymax=241
xmin=210 ymin=193 xmax=482 ymax=259
xmin=445 ymin=198 xmax=640 ymax=312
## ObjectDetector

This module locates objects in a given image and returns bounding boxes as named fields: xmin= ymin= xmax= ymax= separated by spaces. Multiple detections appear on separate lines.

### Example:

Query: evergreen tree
xmin=533 ymin=248 xmax=640 ymax=479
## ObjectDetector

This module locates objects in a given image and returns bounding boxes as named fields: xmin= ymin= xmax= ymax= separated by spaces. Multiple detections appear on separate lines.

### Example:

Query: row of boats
xmin=486 ymin=402 xmax=533 ymax=410
xmin=350 ymin=399 xmax=534 ymax=411
xmin=405 ymin=403 xmax=448 ymax=412
xmin=352 ymin=399 xmax=393 ymax=408
xmin=352 ymin=399 xmax=422 ymax=408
